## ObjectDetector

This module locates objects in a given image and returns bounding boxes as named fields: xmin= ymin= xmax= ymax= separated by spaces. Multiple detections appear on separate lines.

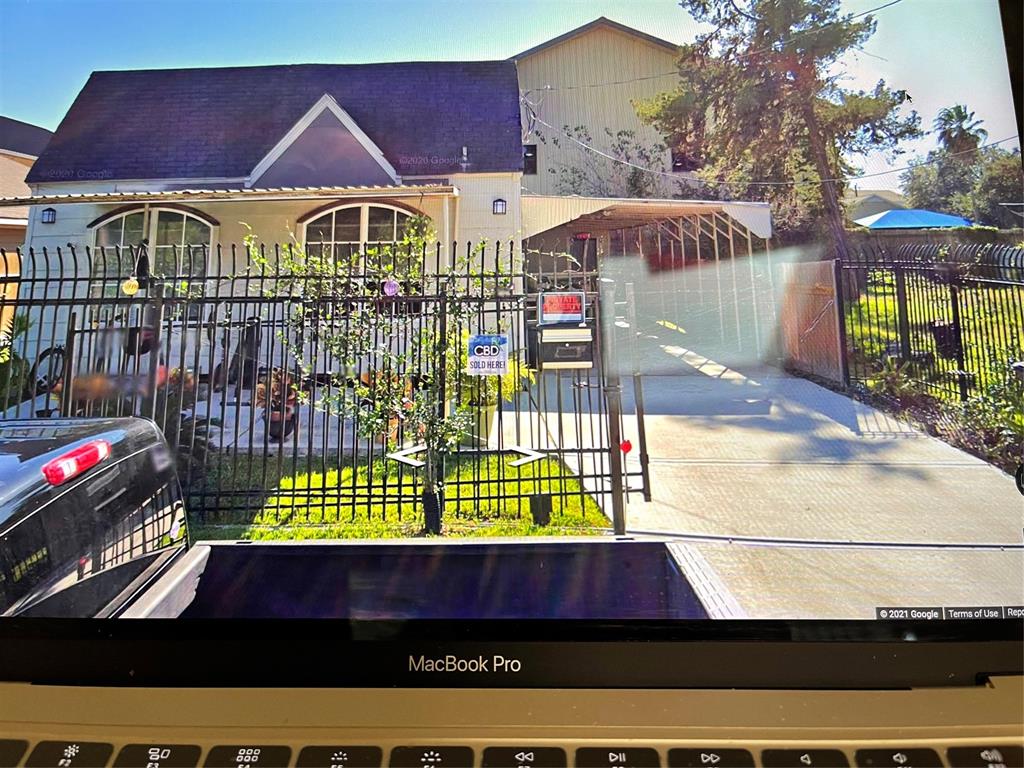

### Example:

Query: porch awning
xmin=521 ymin=195 xmax=772 ymax=240
xmin=0 ymin=184 xmax=457 ymax=207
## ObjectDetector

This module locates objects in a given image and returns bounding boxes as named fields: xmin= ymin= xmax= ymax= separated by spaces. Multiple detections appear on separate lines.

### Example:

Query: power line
xmin=527 ymin=0 xmax=903 ymax=93
xmin=524 ymin=107 xmax=1018 ymax=188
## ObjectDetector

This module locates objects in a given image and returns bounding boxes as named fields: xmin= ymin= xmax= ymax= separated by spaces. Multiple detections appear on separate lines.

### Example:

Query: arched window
xmin=92 ymin=207 xmax=214 ymax=279
xmin=302 ymin=203 xmax=414 ymax=260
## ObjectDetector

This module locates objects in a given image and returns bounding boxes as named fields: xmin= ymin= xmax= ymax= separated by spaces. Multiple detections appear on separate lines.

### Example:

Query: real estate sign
xmin=466 ymin=334 xmax=509 ymax=376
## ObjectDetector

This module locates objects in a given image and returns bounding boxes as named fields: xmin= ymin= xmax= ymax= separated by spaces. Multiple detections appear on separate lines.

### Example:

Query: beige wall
xmin=516 ymin=26 xmax=680 ymax=197
xmin=22 ymin=172 xmax=523 ymax=276
xmin=448 ymin=173 xmax=522 ymax=266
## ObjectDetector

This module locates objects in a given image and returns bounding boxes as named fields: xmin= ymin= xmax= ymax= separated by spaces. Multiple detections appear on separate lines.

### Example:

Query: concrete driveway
xmin=612 ymin=341 xmax=1024 ymax=619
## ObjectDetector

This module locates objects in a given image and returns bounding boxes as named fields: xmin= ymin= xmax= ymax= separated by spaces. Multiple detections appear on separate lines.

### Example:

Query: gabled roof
xmin=843 ymin=188 xmax=907 ymax=206
xmin=27 ymin=61 xmax=523 ymax=184
xmin=248 ymin=94 xmax=399 ymax=186
xmin=0 ymin=116 xmax=53 ymax=158
xmin=513 ymin=17 xmax=679 ymax=60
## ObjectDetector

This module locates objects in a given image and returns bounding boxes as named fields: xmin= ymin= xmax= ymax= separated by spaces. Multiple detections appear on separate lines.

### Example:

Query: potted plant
xmin=255 ymin=367 xmax=299 ymax=441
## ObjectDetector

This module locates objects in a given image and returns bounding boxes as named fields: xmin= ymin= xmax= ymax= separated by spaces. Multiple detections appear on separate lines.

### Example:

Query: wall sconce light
xmin=40 ymin=207 xmax=57 ymax=224
xmin=492 ymin=198 xmax=507 ymax=216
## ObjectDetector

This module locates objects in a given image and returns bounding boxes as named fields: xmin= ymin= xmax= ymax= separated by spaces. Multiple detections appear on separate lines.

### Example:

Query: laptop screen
xmin=0 ymin=0 xmax=1020 ymax=636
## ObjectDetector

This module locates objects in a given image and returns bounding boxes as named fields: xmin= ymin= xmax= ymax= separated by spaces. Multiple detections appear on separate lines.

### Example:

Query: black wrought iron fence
xmin=0 ymin=242 xmax=640 ymax=535
xmin=839 ymin=244 xmax=1024 ymax=401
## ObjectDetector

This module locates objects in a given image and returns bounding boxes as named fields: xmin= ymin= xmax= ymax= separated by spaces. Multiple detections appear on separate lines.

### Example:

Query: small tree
xmin=245 ymin=221 xmax=519 ymax=533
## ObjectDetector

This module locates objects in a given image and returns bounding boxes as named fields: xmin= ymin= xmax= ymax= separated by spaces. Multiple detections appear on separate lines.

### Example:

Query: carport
xmin=521 ymin=194 xmax=773 ymax=279
xmin=522 ymin=195 xmax=778 ymax=366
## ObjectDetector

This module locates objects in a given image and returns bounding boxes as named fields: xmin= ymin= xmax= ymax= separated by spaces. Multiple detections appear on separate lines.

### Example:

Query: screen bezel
xmin=0 ymin=618 xmax=1020 ymax=689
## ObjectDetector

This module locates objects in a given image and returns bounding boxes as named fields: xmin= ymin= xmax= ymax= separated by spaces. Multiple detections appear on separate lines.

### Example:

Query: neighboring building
xmin=0 ymin=116 xmax=52 ymax=250
xmin=513 ymin=17 xmax=683 ymax=198
xmin=844 ymin=188 xmax=907 ymax=223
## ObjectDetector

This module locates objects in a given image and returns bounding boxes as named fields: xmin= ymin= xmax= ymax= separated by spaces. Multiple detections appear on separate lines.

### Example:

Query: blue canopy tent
xmin=854 ymin=208 xmax=973 ymax=229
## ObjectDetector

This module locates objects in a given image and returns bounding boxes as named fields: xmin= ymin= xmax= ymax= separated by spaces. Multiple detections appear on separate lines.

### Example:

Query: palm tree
xmin=933 ymin=105 xmax=989 ymax=156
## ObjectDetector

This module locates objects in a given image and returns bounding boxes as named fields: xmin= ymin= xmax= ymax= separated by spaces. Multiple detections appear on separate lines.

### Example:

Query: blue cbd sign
xmin=466 ymin=334 xmax=509 ymax=376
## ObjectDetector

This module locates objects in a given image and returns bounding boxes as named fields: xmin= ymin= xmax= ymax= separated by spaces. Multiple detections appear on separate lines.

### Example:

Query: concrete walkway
xmin=613 ymin=340 xmax=1024 ymax=618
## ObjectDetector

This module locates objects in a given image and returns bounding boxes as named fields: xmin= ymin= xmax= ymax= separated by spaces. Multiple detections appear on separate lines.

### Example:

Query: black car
xmin=0 ymin=418 xmax=187 ymax=617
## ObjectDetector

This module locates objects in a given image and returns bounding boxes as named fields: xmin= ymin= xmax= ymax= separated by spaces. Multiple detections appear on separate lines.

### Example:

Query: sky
xmin=0 ymin=0 xmax=1018 ymax=193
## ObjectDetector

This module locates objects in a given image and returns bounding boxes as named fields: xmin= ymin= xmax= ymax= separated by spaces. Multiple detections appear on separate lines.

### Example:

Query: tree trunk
xmin=800 ymin=97 xmax=850 ymax=261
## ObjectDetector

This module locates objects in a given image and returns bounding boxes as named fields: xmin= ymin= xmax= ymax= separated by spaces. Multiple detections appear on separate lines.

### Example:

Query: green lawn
xmin=188 ymin=453 xmax=609 ymax=541
xmin=845 ymin=270 xmax=1024 ymax=398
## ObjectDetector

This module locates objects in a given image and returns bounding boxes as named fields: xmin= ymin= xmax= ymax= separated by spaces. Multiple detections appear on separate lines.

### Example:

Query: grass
xmin=188 ymin=453 xmax=608 ymax=541
xmin=845 ymin=270 xmax=1024 ymax=399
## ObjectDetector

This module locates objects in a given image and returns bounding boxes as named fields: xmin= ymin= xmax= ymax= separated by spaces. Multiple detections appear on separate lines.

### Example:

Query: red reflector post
xmin=41 ymin=439 xmax=112 ymax=486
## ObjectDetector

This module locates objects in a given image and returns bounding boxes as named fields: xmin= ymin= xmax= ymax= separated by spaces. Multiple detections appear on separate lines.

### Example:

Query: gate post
xmin=598 ymin=280 xmax=627 ymax=535
xmin=624 ymin=282 xmax=651 ymax=503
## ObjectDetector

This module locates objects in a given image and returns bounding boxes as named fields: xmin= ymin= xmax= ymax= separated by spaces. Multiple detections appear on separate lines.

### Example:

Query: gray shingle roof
xmin=0 ymin=116 xmax=53 ymax=157
xmin=27 ymin=61 xmax=523 ymax=184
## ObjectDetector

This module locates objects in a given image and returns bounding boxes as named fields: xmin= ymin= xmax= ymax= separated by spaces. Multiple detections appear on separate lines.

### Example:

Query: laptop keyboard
xmin=2 ymin=741 xmax=1022 ymax=768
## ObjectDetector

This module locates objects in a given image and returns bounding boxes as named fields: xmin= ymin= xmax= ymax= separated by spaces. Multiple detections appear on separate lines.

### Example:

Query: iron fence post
xmin=893 ymin=264 xmax=912 ymax=364
xmin=57 ymin=311 xmax=77 ymax=417
xmin=146 ymin=291 xmax=166 ymax=418
xmin=949 ymin=278 xmax=970 ymax=401
xmin=424 ymin=276 xmax=448 ymax=536
xmin=832 ymin=259 xmax=851 ymax=388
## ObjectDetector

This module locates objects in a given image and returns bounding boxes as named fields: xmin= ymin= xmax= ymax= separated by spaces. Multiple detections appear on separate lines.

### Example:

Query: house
xmin=844 ymin=188 xmax=907 ymax=223
xmin=1 ymin=21 xmax=770 ymax=294
xmin=16 ymin=62 xmax=525 ymax=272
xmin=0 ymin=116 xmax=52 ymax=250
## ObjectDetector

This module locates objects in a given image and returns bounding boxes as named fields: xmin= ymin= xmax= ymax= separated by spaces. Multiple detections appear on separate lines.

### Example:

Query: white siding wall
xmin=516 ymin=26 xmax=680 ymax=197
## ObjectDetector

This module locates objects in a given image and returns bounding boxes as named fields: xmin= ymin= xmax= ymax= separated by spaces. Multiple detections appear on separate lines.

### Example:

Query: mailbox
xmin=534 ymin=291 xmax=595 ymax=370
xmin=538 ymin=325 xmax=594 ymax=370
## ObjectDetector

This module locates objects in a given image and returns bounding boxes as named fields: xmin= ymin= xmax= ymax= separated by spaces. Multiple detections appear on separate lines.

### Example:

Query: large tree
xmin=902 ymin=146 xmax=1024 ymax=227
xmin=636 ymin=0 xmax=921 ymax=252
xmin=972 ymin=149 xmax=1024 ymax=228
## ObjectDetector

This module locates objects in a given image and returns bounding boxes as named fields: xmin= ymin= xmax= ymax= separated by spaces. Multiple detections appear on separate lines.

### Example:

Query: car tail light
xmin=41 ymin=439 xmax=112 ymax=486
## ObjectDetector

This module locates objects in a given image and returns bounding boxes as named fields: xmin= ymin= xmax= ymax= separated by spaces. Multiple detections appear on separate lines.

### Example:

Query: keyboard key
xmin=481 ymin=747 xmax=567 ymax=767
xmin=575 ymin=748 xmax=660 ymax=767
xmin=297 ymin=746 xmax=384 ymax=767
xmin=0 ymin=741 xmax=29 ymax=768
xmin=389 ymin=747 xmax=473 ymax=768
xmin=762 ymin=750 xmax=850 ymax=768
xmin=114 ymin=744 xmax=202 ymax=768
xmin=26 ymin=741 xmax=114 ymax=768
xmin=946 ymin=746 xmax=1024 ymax=767
xmin=204 ymin=746 xmax=292 ymax=768
xmin=854 ymin=749 xmax=941 ymax=767
xmin=668 ymin=748 xmax=755 ymax=767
